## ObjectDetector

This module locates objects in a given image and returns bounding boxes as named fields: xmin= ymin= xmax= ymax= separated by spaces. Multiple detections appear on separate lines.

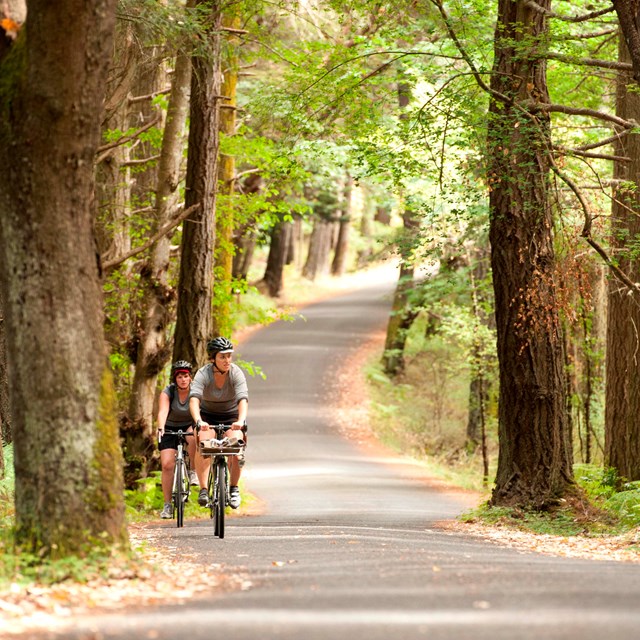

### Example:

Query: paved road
xmin=40 ymin=273 xmax=640 ymax=639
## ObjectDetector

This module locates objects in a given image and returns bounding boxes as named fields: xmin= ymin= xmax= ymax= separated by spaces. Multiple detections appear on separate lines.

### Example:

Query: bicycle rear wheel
xmin=174 ymin=457 xmax=187 ymax=528
xmin=214 ymin=459 xmax=226 ymax=538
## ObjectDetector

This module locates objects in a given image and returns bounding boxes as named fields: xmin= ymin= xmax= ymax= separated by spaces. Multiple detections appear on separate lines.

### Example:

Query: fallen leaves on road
xmin=441 ymin=519 xmax=640 ymax=563
xmin=0 ymin=523 xmax=249 ymax=637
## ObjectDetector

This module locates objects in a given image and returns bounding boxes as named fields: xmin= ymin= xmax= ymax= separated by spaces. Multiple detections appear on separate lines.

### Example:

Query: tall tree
xmin=124 ymin=50 xmax=192 ymax=481
xmin=487 ymin=0 xmax=573 ymax=508
xmin=331 ymin=173 xmax=354 ymax=277
xmin=173 ymin=0 xmax=222 ymax=366
xmin=213 ymin=8 xmax=242 ymax=336
xmin=0 ymin=289 xmax=11 ymax=447
xmin=0 ymin=0 xmax=126 ymax=555
xmin=260 ymin=218 xmax=293 ymax=297
xmin=605 ymin=35 xmax=640 ymax=480
xmin=613 ymin=0 xmax=640 ymax=84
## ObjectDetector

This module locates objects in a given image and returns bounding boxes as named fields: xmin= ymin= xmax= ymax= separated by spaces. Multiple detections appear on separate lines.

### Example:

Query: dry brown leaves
xmin=0 ymin=524 xmax=251 ymax=636
xmin=441 ymin=519 xmax=640 ymax=563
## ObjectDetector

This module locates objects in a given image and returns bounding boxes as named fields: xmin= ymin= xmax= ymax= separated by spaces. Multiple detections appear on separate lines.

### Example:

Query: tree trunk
xmin=0 ymin=289 xmax=11 ymax=446
xmin=173 ymin=0 xmax=222 ymax=368
xmin=212 ymin=9 xmax=240 ymax=337
xmin=465 ymin=249 xmax=492 ymax=455
xmin=261 ymin=219 xmax=292 ymax=297
xmin=124 ymin=50 xmax=191 ymax=483
xmin=613 ymin=0 xmax=640 ymax=85
xmin=488 ymin=0 xmax=572 ymax=509
xmin=382 ymin=205 xmax=419 ymax=376
xmin=331 ymin=173 xmax=353 ymax=276
xmin=605 ymin=35 xmax=640 ymax=480
xmin=303 ymin=217 xmax=333 ymax=281
xmin=0 ymin=0 xmax=126 ymax=556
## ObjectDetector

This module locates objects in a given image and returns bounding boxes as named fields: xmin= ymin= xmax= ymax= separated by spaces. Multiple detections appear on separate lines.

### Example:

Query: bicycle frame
xmin=198 ymin=424 xmax=244 ymax=539
xmin=170 ymin=429 xmax=192 ymax=528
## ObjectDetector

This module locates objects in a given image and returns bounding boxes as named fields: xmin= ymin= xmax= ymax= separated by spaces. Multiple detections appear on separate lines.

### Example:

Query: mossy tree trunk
xmin=0 ymin=0 xmax=126 ymax=556
xmin=488 ymin=0 xmax=573 ymax=509
xmin=382 ymin=205 xmax=419 ymax=376
xmin=212 ymin=9 xmax=241 ymax=337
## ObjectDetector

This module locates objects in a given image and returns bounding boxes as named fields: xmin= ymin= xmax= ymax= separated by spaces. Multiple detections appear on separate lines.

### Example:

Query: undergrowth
xmin=460 ymin=466 xmax=640 ymax=537
xmin=365 ymin=340 xmax=640 ymax=538
xmin=0 ymin=443 xmax=253 ymax=587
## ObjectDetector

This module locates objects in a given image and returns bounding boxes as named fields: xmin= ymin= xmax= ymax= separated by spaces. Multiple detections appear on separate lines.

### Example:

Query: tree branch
xmin=100 ymin=204 xmax=200 ymax=274
xmin=544 ymin=52 xmax=630 ymax=72
xmin=95 ymin=114 xmax=161 ymax=164
xmin=524 ymin=0 xmax=615 ymax=23
xmin=550 ymin=163 xmax=640 ymax=300
xmin=121 ymin=154 xmax=161 ymax=167
xmin=531 ymin=101 xmax=636 ymax=129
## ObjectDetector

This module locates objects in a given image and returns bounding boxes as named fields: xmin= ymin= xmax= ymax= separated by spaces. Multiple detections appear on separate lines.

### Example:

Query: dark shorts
xmin=200 ymin=410 xmax=237 ymax=427
xmin=159 ymin=426 xmax=195 ymax=452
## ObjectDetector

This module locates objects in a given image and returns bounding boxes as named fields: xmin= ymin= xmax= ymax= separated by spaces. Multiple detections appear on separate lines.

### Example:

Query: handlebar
xmin=157 ymin=427 xmax=196 ymax=444
xmin=196 ymin=423 xmax=247 ymax=436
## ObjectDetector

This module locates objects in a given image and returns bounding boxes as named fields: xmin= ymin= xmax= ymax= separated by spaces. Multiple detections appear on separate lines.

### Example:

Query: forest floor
xmin=2 ymin=260 xmax=639 ymax=636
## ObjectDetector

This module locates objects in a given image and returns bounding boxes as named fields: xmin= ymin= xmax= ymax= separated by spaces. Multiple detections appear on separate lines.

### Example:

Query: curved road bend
xmin=41 ymin=272 xmax=640 ymax=640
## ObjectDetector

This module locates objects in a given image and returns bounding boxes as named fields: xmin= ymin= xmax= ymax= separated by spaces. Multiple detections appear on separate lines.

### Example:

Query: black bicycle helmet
xmin=206 ymin=336 xmax=234 ymax=357
xmin=171 ymin=360 xmax=193 ymax=380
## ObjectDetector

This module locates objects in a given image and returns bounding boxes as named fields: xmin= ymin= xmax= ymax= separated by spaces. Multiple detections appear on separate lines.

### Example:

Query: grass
xmin=366 ymin=348 xmax=497 ymax=495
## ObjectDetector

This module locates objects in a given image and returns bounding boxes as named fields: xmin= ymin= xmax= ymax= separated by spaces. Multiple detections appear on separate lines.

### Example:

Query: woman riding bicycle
xmin=190 ymin=337 xmax=248 ymax=510
xmin=157 ymin=360 xmax=197 ymax=519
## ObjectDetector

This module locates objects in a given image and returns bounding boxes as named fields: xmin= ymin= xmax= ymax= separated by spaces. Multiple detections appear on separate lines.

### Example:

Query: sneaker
xmin=160 ymin=503 xmax=172 ymax=519
xmin=198 ymin=488 xmax=209 ymax=507
xmin=229 ymin=486 xmax=241 ymax=509
xmin=189 ymin=470 xmax=198 ymax=486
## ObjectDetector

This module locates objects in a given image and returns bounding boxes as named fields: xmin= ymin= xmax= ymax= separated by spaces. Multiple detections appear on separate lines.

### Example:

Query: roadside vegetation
xmin=365 ymin=339 xmax=640 ymax=544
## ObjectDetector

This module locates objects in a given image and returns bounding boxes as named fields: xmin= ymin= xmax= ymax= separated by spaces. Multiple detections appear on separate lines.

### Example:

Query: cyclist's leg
xmin=159 ymin=434 xmax=178 ymax=508
xmin=186 ymin=428 xmax=198 ymax=485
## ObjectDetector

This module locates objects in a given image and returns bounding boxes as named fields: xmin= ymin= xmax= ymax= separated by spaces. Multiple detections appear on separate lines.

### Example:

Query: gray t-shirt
xmin=163 ymin=384 xmax=193 ymax=429
xmin=190 ymin=363 xmax=248 ymax=416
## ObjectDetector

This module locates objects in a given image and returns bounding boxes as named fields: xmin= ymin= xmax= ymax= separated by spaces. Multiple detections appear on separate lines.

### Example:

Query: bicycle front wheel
xmin=214 ymin=459 xmax=226 ymax=539
xmin=174 ymin=457 xmax=187 ymax=528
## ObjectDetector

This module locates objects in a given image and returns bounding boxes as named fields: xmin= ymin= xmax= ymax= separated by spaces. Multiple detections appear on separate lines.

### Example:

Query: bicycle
xmin=198 ymin=424 xmax=245 ymax=539
xmin=168 ymin=429 xmax=193 ymax=528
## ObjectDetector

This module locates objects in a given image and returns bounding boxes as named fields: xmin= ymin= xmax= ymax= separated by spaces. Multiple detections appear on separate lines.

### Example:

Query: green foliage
xmin=576 ymin=464 xmax=640 ymax=529
xmin=233 ymin=285 xmax=298 ymax=331
xmin=464 ymin=465 xmax=640 ymax=536
xmin=0 ymin=536 xmax=136 ymax=587
xmin=117 ymin=0 xmax=214 ymax=57
xmin=0 ymin=445 xmax=14 ymax=525
xmin=0 ymin=446 xmax=133 ymax=586
xmin=460 ymin=502 xmax=589 ymax=537
xmin=235 ymin=359 xmax=267 ymax=380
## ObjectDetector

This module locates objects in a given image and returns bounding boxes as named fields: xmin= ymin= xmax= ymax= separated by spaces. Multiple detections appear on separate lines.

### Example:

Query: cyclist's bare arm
xmin=157 ymin=390 xmax=170 ymax=441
